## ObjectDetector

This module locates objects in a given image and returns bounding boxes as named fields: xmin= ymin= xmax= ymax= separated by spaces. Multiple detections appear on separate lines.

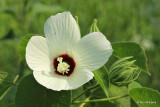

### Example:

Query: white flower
xmin=26 ymin=12 xmax=113 ymax=91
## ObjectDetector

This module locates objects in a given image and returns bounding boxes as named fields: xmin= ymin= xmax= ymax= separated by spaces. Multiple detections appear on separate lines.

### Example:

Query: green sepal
xmin=109 ymin=57 xmax=141 ymax=86
xmin=89 ymin=19 xmax=100 ymax=33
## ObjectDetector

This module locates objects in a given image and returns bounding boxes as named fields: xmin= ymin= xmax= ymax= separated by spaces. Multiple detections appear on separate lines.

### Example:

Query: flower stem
xmin=72 ymin=94 xmax=129 ymax=104
xmin=72 ymin=84 xmax=100 ymax=102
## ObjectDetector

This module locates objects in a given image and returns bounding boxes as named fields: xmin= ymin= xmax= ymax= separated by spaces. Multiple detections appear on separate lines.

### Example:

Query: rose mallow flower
xmin=26 ymin=12 xmax=113 ymax=91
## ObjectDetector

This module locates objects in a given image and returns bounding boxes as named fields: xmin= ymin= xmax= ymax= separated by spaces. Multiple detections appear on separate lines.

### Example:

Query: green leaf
xmin=112 ymin=42 xmax=150 ymax=75
xmin=0 ymin=39 xmax=19 ymax=74
xmin=95 ymin=101 xmax=116 ymax=107
xmin=32 ymin=3 xmax=64 ymax=14
xmin=93 ymin=66 xmax=110 ymax=97
xmin=0 ymin=72 xmax=14 ymax=100
xmin=18 ymin=34 xmax=36 ymax=61
xmin=109 ymin=84 xmax=130 ymax=107
xmin=0 ymin=13 xmax=15 ymax=39
xmin=128 ymin=81 xmax=142 ymax=91
xmin=71 ymin=86 xmax=85 ymax=107
xmin=92 ymin=88 xmax=116 ymax=107
xmin=15 ymin=74 xmax=71 ymax=107
xmin=130 ymin=88 xmax=160 ymax=107
xmin=0 ymin=85 xmax=17 ymax=107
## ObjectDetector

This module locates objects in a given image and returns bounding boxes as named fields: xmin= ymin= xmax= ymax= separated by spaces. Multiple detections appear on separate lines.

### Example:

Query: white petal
xmin=44 ymin=12 xmax=80 ymax=56
xmin=33 ymin=66 xmax=93 ymax=91
xmin=65 ymin=67 xmax=94 ymax=90
xmin=26 ymin=36 xmax=50 ymax=71
xmin=33 ymin=71 xmax=67 ymax=91
xmin=72 ymin=32 xmax=113 ymax=71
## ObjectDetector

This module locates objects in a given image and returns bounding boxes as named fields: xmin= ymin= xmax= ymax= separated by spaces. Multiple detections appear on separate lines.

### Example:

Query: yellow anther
xmin=57 ymin=57 xmax=70 ymax=74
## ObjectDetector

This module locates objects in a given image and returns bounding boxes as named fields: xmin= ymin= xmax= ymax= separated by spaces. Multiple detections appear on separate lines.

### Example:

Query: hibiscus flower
xmin=26 ymin=12 xmax=113 ymax=91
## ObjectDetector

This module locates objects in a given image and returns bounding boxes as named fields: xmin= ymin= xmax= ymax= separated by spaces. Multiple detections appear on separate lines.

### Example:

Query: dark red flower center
xmin=53 ymin=54 xmax=76 ymax=76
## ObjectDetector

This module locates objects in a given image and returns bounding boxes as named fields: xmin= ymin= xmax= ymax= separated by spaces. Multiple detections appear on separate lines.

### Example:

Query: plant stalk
xmin=72 ymin=94 xmax=129 ymax=104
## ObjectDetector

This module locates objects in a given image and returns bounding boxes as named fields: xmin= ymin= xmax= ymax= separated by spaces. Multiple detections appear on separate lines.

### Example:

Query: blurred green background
xmin=0 ymin=0 xmax=160 ymax=106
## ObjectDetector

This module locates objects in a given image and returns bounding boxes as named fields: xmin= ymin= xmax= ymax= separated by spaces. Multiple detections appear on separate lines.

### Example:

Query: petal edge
xmin=26 ymin=36 xmax=50 ymax=71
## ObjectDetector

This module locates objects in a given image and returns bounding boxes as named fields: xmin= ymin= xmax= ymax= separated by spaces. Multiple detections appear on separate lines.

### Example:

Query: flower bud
xmin=109 ymin=56 xmax=141 ymax=86
xmin=75 ymin=16 xmax=80 ymax=32
xmin=89 ymin=19 xmax=100 ymax=33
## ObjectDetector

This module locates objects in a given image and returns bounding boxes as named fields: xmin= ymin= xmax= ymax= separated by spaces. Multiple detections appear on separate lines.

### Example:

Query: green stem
xmin=72 ymin=84 xmax=100 ymax=102
xmin=72 ymin=94 xmax=129 ymax=104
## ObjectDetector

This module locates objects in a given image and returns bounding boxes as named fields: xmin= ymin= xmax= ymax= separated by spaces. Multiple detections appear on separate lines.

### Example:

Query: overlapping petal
xmin=26 ymin=36 xmax=50 ymax=71
xmin=72 ymin=32 xmax=113 ymax=71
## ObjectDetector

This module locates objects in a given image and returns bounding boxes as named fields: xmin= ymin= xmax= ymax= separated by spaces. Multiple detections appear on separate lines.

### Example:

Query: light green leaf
xmin=128 ymin=81 xmax=142 ymax=91
xmin=109 ymin=84 xmax=130 ymax=107
xmin=18 ymin=34 xmax=36 ymax=61
xmin=0 ymin=72 xmax=14 ymax=100
xmin=112 ymin=42 xmax=150 ymax=75
xmin=130 ymin=88 xmax=160 ymax=107
xmin=93 ymin=66 xmax=110 ymax=97
xmin=15 ymin=74 xmax=71 ymax=107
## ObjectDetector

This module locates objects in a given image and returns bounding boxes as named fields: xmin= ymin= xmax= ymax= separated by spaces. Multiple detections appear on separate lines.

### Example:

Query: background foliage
xmin=0 ymin=0 xmax=160 ymax=106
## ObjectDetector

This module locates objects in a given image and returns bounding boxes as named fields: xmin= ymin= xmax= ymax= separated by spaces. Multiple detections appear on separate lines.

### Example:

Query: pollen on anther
xmin=53 ymin=54 xmax=76 ymax=76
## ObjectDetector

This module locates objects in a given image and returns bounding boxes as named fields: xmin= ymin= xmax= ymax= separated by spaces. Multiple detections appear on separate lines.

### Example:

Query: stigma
xmin=57 ymin=57 xmax=70 ymax=75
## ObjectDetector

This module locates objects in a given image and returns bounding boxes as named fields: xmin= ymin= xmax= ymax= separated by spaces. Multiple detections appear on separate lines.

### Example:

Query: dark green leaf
xmin=94 ymin=101 xmax=116 ymax=107
xmin=130 ymin=88 xmax=160 ymax=107
xmin=15 ymin=74 xmax=71 ymax=107
xmin=93 ymin=66 xmax=110 ymax=97
xmin=112 ymin=42 xmax=150 ymax=75
xmin=0 ymin=72 xmax=14 ymax=100
xmin=109 ymin=84 xmax=130 ymax=107
xmin=71 ymin=86 xmax=85 ymax=107
xmin=128 ymin=81 xmax=142 ymax=91
xmin=92 ymin=88 xmax=116 ymax=107
xmin=0 ymin=39 xmax=19 ymax=74
xmin=0 ymin=85 xmax=17 ymax=107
